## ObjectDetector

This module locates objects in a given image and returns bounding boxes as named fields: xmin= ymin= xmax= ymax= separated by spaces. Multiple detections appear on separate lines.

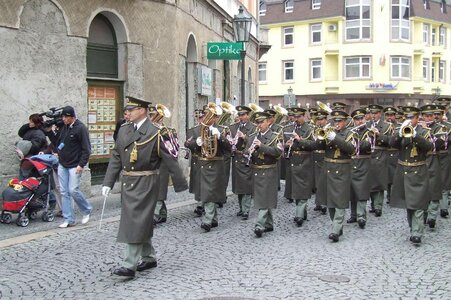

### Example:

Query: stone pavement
xmin=0 ymin=183 xmax=450 ymax=299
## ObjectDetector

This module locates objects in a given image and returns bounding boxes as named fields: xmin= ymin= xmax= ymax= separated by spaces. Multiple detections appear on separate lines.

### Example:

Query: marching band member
xmin=186 ymin=109 xmax=204 ymax=216
xmin=315 ymin=110 xmax=355 ymax=242
xmin=421 ymin=104 xmax=446 ymax=229
xmin=390 ymin=106 xmax=432 ymax=244
xmin=312 ymin=110 xmax=329 ymax=215
xmin=102 ymin=97 xmax=188 ymax=277
xmin=383 ymin=106 xmax=399 ymax=204
xmin=244 ymin=112 xmax=282 ymax=237
xmin=150 ymin=104 xmax=180 ymax=225
xmin=283 ymin=107 xmax=315 ymax=227
xmin=283 ymin=107 xmax=296 ymax=202
xmin=367 ymin=104 xmax=393 ymax=217
xmin=228 ymin=105 xmax=257 ymax=220
xmin=433 ymin=103 xmax=451 ymax=218
xmin=185 ymin=103 xmax=231 ymax=232
xmin=348 ymin=108 xmax=373 ymax=229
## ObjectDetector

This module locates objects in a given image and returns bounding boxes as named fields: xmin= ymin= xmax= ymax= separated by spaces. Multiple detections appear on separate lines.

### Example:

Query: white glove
xmin=102 ymin=186 xmax=111 ymax=197
xmin=210 ymin=127 xmax=220 ymax=139
xmin=398 ymin=128 xmax=403 ymax=137
xmin=327 ymin=131 xmax=336 ymax=141
xmin=196 ymin=137 xmax=203 ymax=146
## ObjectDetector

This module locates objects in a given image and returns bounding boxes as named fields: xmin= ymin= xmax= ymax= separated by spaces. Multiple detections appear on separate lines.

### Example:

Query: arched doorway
xmin=185 ymin=34 xmax=198 ymax=130
xmin=86 ymin=12 xmax=127 ymax=183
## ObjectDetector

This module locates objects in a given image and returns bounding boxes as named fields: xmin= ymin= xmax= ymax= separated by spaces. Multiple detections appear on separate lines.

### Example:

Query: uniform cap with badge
xmin=253 ymin=111 xmax=271 ymax=123
xmin=351 ymin=108 xmax=367 ymax=119
xmin=124 ymin=96 xmax=152 ymax=110
xmin=314 ymin=110 xmax=329 ymax=119
xmin=236 ymin=105 xmax=252 ymax=115
xmin=332 ymin=102 xmax=346 ymax=110
xmin=368 ymin=104 xmax=383 ymax=113
xmin=291 ymin=107 xmax=306 ymax=116
xmin=402 ymin=106 xmax=420 ymax=118
xmin=420 ymin=104 xmax=436 ymax=115
xmin=330 ymin=110 xmax=349 ymax=122
xmin=383 ymin=106 xmax=397 ymax=115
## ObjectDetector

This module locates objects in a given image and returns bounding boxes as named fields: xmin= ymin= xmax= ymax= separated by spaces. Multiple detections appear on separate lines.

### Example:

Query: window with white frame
xmin=285 ymin=0 xmax=294 ymax=13
xmin=345 ymin=0 xmax=371 ymax=41
xmin=310 ymin=59 xmax=322 ymax=81
xmin=391 ymin=56 xmax=411 ymax=79
xmin=344 ymin=56 xmax=371 ymax=79
xmin=259 ymin=1 xmax=267 ymax=16
xmin=439 ymin=60 xmax=445 ymax=82
xmin=432 ymin=61 xmax=436 ymax=82
xmin=423 ymin=0 xmax=430 ymax=9
xmin=283 ymin=60 xmax=294 ymax=81
xmin=423 ymin=24 xmax=430 ymax=45
xmin=431 ymin=27 xmax=436 ymax=46
xmin=283 ymin=26 xmax=294 ymax=46
xmin=391 ymin=0 xmax=410 ymax=41
xmin=259 ymin=63 xmax=267 ymax=82
xmin=312 ymin=0 xmax=321 ymax=10
xmin=439 ymin=26 xmax=446 ymax=47
xmin=423 ymin=58 xmax=429 ymax=81
xmin=310 ymin=24 xmax=322 ymax=44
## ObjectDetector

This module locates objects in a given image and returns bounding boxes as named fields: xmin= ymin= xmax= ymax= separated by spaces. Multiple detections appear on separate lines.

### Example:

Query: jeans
xmin=58 ymin=165 xmax=92 ymax=224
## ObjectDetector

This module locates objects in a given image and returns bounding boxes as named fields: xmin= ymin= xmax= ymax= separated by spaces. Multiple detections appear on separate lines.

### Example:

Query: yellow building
xmin=258 ymin=0 xmax=451 ymax=111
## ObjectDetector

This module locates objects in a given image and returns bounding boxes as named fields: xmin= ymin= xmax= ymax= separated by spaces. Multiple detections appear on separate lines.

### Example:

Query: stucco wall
xmin=0 ymin=0 xmax=89 ymax=190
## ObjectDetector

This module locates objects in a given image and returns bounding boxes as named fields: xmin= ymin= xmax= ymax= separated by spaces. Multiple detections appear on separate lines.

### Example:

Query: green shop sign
xmin=207 ymin=42 xmax=243 ymax=60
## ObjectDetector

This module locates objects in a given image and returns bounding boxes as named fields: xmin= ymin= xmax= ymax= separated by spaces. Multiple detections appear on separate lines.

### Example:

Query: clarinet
xmin=245 ymin=130 xmax=260 ymax=167
xmin=285 ymin=125 xmax=297 ymax=159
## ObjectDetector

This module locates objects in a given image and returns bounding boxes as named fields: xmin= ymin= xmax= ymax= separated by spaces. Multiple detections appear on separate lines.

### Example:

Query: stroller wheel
xmin=16 ymin=215 xmax=29 ymax=227
xmin=42 ymin=212 xmax=54 ymax=222
xmin=27 ymin=210 xmax=38 ymax=220
xmin=1 ymin=212 xmax=12 ymax=224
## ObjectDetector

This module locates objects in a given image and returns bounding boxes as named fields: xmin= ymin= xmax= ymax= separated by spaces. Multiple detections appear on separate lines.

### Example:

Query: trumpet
xmin=245 ymin=130 xmax=260 ymax=167
xmin=315 ymin=124 xmax=333 ymax=141
xmin=401 ymin=124 xmax=415 ymax=138
xmin=349 ymin=123 xmax=367 ymax=133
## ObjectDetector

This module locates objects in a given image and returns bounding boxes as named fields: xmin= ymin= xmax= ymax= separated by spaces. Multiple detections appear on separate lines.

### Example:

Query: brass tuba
xmin=200 ymin=103 xmax=223 ymax=158
xmin=317 ymin=101 xmax=333 ymax=113
xmin=273 ymin=104 xmax=288 ymax=125
xmin=151 ymin=104 xmax=171 ymax=124
xmin=217 ymin=102 xmax=236 ymax=125
xmin=249 ymin=103 xmax=264 ymax=123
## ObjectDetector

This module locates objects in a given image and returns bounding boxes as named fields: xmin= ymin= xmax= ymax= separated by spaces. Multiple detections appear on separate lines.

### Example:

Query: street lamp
xmin=287 ymin=86 xmax=294 ymax=107
xmin=233 ymin=6 xmax=252 ymax=105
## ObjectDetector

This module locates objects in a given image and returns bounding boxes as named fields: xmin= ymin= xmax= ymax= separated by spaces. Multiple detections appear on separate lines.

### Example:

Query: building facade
xmin=258 ymin=0 xmax=451 ymax=112
xmin=0 ymin=0 xmax=260 ymax=189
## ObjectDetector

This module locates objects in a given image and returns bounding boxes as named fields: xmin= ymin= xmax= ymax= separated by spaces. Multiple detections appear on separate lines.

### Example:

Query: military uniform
xmin=312 ymin=110 xmax=329 ymax=214
xmin=367 ymin=104 xmax=393 ymax=216
xmin=434 ymin=101 xmax=451 ymax=218
xmin=103 ymin=98 xmax=188 ymax=275
xmin=421 ymin=105 xmax=447 ymax=228
xmin=384 ymin=107 xmax=399 ymax=204
xmin=390 ymin=107 xmax=433 ymax=244
xmin=283 ymin=108 xmax=315 ymax=227
xmin=245 ymin=112 xmax=282 ymax=237
xmin=154 ymin=125 xmax=179 ymax=224
xmin=184 ymin=104 xmax=231 ymax=232
xmin=349 ymin=109 xmax=372 ymax=229
xmin=229 ymin=112 xmax=257 ymax=219
xmin=315 ymin=110 xmax=355 ymax=242
xmin=185 ymin=125 xmax=202 ymax=215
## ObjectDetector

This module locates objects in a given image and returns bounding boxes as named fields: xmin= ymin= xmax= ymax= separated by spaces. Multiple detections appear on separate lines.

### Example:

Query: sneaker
xmin=59 ymin=222 xmax=75 ymax=228
xmin=81 ymin=214 xmax=90 ymax=224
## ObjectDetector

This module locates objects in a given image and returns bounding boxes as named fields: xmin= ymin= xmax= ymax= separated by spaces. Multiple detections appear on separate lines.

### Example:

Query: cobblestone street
xmin=0 ymin=184 xmax=450 ymax=299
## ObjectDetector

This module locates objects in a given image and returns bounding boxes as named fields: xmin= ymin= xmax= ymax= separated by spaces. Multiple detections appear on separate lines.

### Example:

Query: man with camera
xmin=51 ymin=106 xmax=92 ymax=228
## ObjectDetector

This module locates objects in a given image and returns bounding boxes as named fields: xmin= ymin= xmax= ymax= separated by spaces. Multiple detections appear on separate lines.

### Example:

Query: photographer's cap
xmin=125 ymin=96 xmax=152 ymax=110
xmin=62 ymin=106 xmax=76 ymax=117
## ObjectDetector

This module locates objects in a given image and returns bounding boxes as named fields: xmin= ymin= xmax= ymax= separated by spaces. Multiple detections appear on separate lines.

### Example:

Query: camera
xmin=40 ymin=107 xmax=64 ymax=128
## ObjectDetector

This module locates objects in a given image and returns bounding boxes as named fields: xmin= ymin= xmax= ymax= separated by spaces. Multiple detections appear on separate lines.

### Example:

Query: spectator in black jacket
xmin=18 ymin=114 xmax=48 ymax=156
xmin=55 ymin=106 xmax=92 ymax=228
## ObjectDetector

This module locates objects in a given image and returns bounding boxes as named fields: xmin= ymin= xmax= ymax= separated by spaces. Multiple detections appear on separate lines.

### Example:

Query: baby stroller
xmin=1 ymin=155 xmax=57 ymax=227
